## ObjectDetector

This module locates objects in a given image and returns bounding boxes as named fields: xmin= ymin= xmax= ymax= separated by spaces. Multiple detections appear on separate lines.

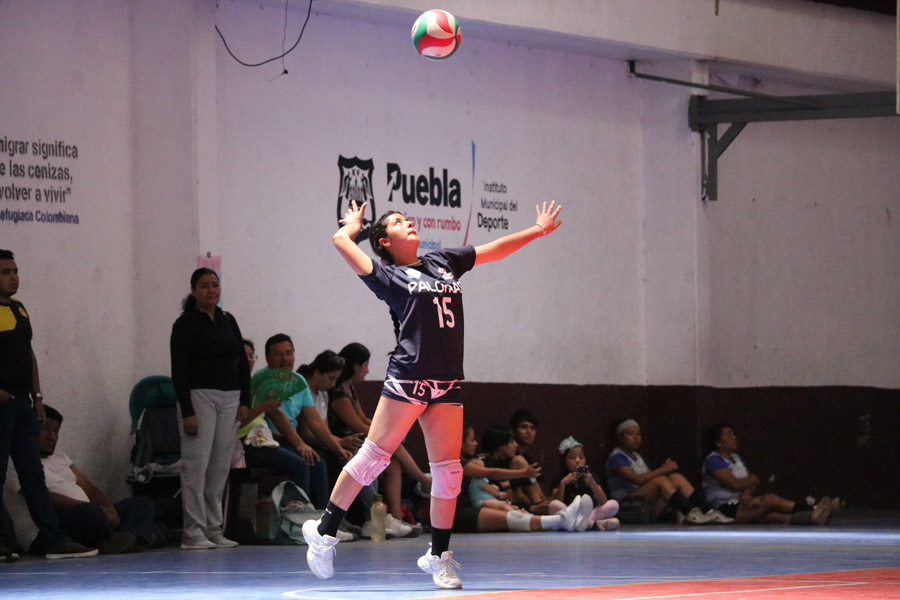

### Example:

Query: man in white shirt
xmin=4 ymin=405 xmax=165 ymax=554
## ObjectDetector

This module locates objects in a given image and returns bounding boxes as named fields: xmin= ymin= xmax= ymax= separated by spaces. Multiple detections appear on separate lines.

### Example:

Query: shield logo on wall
xmin=337 ymin=156 xmax=376 ymax=244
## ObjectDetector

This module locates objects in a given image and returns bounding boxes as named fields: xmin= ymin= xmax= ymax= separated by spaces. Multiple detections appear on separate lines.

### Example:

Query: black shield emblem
xmin=337 ymin=156 xmax=375 ymax=244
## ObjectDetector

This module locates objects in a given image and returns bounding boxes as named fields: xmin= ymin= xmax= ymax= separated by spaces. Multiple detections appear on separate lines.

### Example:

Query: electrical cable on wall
xmin=215 ymin=0 xmax=312 ymax=70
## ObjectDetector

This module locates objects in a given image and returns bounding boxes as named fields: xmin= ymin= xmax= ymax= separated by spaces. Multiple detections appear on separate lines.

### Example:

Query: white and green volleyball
xmin=411 ymin=9 xmax=461 ymax=60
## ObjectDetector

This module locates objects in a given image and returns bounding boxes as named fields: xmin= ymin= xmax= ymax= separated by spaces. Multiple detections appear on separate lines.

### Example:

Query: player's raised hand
xmin=340 ymin=200 xmax=368 ymax=227
xmin=535 ymin=200 xmax=562 ymax=236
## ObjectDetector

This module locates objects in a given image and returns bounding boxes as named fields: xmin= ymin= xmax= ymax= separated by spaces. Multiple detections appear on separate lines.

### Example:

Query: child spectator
xmin=551 ymin=436 xmax=619 ymax=530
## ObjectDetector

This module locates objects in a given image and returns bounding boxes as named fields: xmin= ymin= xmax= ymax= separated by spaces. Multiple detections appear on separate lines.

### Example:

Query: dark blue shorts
xmin=381 ymin=376 xmax=462 ymax=406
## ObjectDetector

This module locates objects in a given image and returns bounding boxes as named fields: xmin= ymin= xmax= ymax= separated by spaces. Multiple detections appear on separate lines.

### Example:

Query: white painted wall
xmin=0 ymin=0 xmax=896 ymax=495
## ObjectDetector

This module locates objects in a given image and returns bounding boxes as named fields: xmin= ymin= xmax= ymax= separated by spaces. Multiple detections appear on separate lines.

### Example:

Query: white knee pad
xmin=506 ymin=510 xmax=532 ymax=532
xmin=343 ymin=438 xmax=391 ymax=486
xmin=428 ymin=458 xmax=463 ymax=500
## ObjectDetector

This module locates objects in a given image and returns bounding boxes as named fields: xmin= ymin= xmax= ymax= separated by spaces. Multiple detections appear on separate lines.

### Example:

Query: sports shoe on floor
xmin=682 ymin=507 xmax=712 ymax=525
xmin=339 ymin=519 xmax=363 ymax=537
xmin=811 ymin=497 xmax=833 ymax=525
xmin=704 ymin=509 xmax=734 ymax=524
xmin=595 ymin=517 xmax=620 ymax=531
xmin=180 ymin=537 xmax=218 ymax=550
xmin=575 ymin=494 xmax=594 ymax=532
xmin=302 ymin=519 xmax=340 ymax=579
xmin=100 ymin=532 xmax=139 ymax=554
xmin=335 ymin=526 xmax=358 ymax=542
xmin=1 ymin=543 xmax=19 ymax=563
xmin=590 ymin=499 xmax=619 ymax=522
xmin=417 ymin=545 xmax=462 ymax=589
xmin=385 ymin=514 xmax=414 ymax=538
xmin=45 ymin=541 xmax=99 ymax=560
xmin=558 ymin=495 xmax=583 ymax=531
xmin=208 ymin=534 xmax=239 ymax=548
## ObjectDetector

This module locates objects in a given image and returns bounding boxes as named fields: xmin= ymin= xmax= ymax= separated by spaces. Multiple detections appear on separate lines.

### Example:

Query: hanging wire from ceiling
xmin=215 ymin=0 xmax=313 ymax=70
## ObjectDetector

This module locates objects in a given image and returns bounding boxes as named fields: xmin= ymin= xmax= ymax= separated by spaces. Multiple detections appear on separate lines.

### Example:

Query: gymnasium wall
xmin=0 ymin=0 xmax=897 ymax=504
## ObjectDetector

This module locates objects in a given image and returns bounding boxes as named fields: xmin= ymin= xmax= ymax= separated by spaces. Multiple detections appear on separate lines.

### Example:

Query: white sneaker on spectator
xmin=417 ymin=545 xmax=462 ymax=589
xmin=208 ymin=534 xmax=239 ymax=548
xmin=384 ymin=514 xmax=414 ymax=538
xmin=575 ymin=494 xmax=594 ymax=532
xmin=595 ymin=517 xmax=620 ymax=531
xmin=704 ymin=509 xmax=734 ymax=524
xmin=558 ymin=495 xmax=583 ymax=531
xmin=180 ymin=537 xmax=218 ymax=550
xmin=302 ymin=519 xmax=340 ymax=579
xmin=683 ymin=507 xmax=712 ymax=524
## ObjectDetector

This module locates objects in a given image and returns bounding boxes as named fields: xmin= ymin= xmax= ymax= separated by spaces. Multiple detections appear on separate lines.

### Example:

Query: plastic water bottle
xmin=370 ymin=494 xmax=387 ymax=542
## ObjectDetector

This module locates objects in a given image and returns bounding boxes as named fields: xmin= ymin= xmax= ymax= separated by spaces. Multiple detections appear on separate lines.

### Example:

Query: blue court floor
xmin=1 ymin=510 xmax=899 ymax=600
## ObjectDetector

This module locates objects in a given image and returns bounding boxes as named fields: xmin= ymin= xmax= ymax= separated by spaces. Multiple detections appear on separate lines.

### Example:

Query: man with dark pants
xmin=5 ymin=405 xmax=164 ymax=554
xmin=0 ymin=249 xmax=97 ymax=561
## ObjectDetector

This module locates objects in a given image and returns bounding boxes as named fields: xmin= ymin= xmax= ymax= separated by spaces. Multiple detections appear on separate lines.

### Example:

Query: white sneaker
xmin=575 ymin=495 xmax=594 ymax=532
xmin=384 ymin=514 xmax=414 ymax=538
xmin=417 ymin=545 xmax=462 ymax=589
xmin=558 ymin=495 xmax=583 ymax=531
xmin=704 ymin=509 xmax=734 ymax=524
xmin=302 ymin=519 xmax=340 ymax=579
xmin=180 ymin=537 xmax=218 ymax=550
xmin=595 ymin=517 xmax=620 ymax=531
xmin=208 ymin=534 xmax=239 ymax=548
xmin=683 ymin=507 xmax=712 ymax=524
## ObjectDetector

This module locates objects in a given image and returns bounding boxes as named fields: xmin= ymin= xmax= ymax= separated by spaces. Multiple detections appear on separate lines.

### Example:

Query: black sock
xmin=318 ymin=502 xmax=346 ymax=537
xmin=431 ymin=527 xmax=452 ymax=556
xmin=668 ymin=491 xmax=695 ymax=515
xmin=690 ymin=490 xmax=711 ymax=512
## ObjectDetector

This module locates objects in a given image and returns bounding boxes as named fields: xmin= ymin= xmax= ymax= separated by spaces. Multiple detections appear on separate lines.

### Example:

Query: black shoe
xmin=151 ymin=522 xmax=170 ymax=548
xmin=100 ymin=532 xmax=139 ymax=555
xmin=45 ymin=541 xmax=99 ymax=560
xmin=1 ymin=543 xmax=19 ymax=563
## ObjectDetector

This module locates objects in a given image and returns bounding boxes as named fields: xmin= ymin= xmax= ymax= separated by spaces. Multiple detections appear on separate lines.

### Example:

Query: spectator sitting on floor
xmin=479 ymin=424 xmax=550 ymax=514
xmin=4 ymin=405 xmax=166 ymax=554
xmin=510 ymin=408 xmax=539 ymax=465
xmin=701 ymin=423 xmax=837 ymax=525
xmin=456 ymin=423 xmax=589 ymax=533
xmin=606 ymin=418 xmax=732 ymax=525
xmin=550 ymin=436 xmax=619 ymax=531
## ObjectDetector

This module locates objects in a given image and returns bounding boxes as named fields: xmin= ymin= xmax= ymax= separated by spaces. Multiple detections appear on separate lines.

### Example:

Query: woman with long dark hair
xmin=170 ymin=268 xmax=250 ymax=550
xmin=302 ymin=200 xmax=562 ymax=589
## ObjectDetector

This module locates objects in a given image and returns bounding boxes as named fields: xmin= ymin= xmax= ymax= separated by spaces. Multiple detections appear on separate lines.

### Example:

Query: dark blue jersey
xmin=360 ymin=246 xmax=476 ymax=381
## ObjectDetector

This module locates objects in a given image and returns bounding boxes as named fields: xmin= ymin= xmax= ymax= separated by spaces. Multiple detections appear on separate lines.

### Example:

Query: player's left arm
xmin=474 ymin=201 xmax=562 ymax=265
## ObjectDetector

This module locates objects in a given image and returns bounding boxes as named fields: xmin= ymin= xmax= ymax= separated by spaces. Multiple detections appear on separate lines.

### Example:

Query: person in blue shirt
xmin=701 ymin=423 xmax=837 ymax=525
xmin=303 ymin=200 xmax=562 ymax=589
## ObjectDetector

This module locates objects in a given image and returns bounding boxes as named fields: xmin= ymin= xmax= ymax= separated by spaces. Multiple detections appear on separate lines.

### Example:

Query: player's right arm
xmin=334 ymin=201 xmax=374 ymax=275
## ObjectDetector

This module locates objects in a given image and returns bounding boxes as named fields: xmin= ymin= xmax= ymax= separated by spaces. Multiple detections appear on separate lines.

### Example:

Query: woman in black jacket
xmin=170 ymin=267 xmax=250 ymax=550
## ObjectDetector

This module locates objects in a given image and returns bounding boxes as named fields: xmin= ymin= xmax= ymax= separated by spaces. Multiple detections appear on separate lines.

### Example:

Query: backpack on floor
xmin=268 ymin=481 xmax=320 ymax=545
xmin=617 ymin=496 xmax=653 ymax=524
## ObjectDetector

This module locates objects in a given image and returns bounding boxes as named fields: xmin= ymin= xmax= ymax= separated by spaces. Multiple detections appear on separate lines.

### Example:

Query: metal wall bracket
xmin=628 ymin=61 xmax=897 ymax=201
xmin=689 ymin=92 xmax=897 ymax=201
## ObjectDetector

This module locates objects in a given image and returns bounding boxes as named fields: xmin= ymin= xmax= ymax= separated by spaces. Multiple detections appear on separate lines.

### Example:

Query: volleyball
xmin=411 ymin=9 xmax=461 ymax=60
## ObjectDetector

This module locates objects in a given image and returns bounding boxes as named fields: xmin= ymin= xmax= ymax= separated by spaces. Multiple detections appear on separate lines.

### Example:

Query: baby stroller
xmin=127 ymin=375 xmax=183 ymax=531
